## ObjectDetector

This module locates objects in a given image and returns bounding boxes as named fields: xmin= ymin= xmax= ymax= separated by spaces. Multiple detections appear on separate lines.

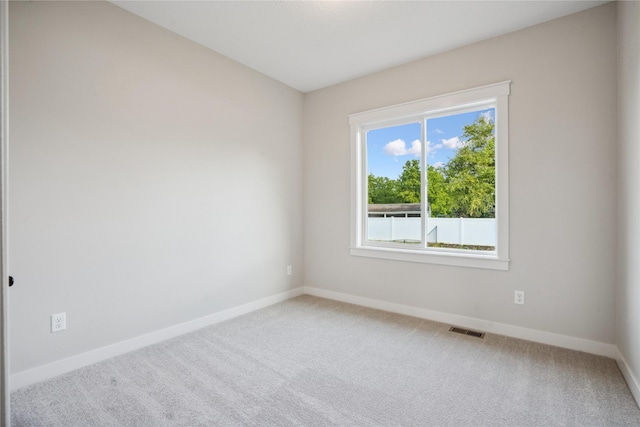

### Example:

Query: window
xmin=349 ymin=81 xmax=510 ymax=270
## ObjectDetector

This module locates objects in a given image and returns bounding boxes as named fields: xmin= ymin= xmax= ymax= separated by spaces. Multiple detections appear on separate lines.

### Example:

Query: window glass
xmin=366 ymin=122 xmax=422 ymax=244
xmin=426 ymin=108 xmax=495 ymax=251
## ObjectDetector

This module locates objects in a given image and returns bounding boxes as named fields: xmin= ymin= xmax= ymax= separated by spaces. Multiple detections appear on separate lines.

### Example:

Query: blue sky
xmin=366 ymin=108 xmax=494 ymax=179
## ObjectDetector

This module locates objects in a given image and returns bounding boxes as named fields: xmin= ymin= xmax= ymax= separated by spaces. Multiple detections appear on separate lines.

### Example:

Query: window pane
xmin=366 ymin=122 xmax=422 ymax=244
xmin=425 ymin=109 xmax=496 ymax=251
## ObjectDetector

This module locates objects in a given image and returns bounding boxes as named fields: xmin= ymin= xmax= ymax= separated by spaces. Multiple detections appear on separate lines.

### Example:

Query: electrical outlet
xmin=287 ymin=265 xmax=292 ymax=276
xmin=51 ymin=312 xmax=66 ymax=333
xmin=514 ymin=291 xmax=525 ymax=305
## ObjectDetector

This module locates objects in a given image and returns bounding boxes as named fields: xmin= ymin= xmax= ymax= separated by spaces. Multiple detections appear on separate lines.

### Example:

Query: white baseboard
xmin=12 ymin=285 xmax=625 ymax=396
xmin=304 ymin=286 xmax=618 ymax=359
xmin=10 ymin=287 xmax=305 ymax=391
xmin=615 ymin=348 xmax=640 ymax=407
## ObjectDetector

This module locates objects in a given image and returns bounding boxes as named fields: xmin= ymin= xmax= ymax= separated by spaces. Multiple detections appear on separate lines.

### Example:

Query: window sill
xmin=350 ymin=246 xmax=509 ymax=271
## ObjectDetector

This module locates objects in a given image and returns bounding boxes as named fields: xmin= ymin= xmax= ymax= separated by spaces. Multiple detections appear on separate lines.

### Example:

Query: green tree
xmin=426 ymin=165 xmax=453 ymax=216
xmin=368 ymin=174 xmax=402 ymax=204
xmin=398 ymin=159 xmax=421 ymax=203
xmin=444 ymin=116 xmax=495 ymax=218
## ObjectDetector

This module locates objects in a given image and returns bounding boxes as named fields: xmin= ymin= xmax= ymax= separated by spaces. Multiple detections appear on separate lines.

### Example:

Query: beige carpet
xmin=11 ymin=295 xmax=640 ymax=426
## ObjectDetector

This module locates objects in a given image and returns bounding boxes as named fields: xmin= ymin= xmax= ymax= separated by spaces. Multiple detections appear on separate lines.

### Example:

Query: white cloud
xmin=408 ymin=139 xmax=421 ymax=155
xmin=432 ymin=161 xmax=445 ymax=169
xmin=442 ymin=136 xmax=464 ymax=149
xmin=480 ymin=110 xmax=494 ymax=122
xmin=383 ymin=139 xmax=421 ymax=156
xmin=383 ymin=139 xmax=406 ymax=156
xmin=426 ymin=140 xmax=442 ymax=156
xmin=434 ymin=128 xmax=445 ymax=134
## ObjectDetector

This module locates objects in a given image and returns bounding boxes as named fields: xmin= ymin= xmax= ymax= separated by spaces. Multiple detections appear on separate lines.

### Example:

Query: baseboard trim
xmin=304 ymin=286 xmax=617 ymax=359
xmin=12 ymin=286 xmax=622 ymax=393
xmin=10 ymin=287 xmax=305 ymax=391
xmin=615 ymin=348 xmax=640 ymax=407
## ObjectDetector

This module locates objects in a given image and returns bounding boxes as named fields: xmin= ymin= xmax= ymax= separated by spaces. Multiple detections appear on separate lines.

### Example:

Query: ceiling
xmin=111 ymin=1 xmax=608 ymax=93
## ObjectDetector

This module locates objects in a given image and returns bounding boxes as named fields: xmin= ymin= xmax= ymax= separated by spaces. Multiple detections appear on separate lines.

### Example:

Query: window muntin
xmin=350 ymin=82 xmax=510 ymax=270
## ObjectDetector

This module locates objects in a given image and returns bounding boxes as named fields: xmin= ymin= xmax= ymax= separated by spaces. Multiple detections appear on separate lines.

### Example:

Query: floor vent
xmin=449 ymin=326 xmax=485 ymax=339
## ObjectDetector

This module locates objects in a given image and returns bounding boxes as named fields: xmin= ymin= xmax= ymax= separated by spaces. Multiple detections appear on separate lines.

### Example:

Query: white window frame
xmin=349 ymin=81 xmax=510 ymax=271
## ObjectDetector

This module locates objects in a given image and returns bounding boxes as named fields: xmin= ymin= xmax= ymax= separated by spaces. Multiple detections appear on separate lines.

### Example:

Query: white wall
xmin=8 ymin=1 xmax=303 ymax=373
xmin=616 ymin=0 xmax=640 ymax=400
xmin=304 ymin=4 xmax=617 ymax=343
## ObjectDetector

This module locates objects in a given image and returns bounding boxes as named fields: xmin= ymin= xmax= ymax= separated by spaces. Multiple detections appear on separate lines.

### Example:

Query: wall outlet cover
xmin=51 ymin=312 xmax=66 ymax=333
xmin=514 ymin=291 xmax=525 ymax=305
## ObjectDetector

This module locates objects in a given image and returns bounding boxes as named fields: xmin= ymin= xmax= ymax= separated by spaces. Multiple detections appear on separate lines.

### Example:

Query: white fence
xmin=368 ymin=217 xmax=496 ymax=246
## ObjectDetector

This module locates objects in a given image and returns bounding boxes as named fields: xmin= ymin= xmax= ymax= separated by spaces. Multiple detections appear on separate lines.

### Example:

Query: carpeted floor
xmin=11 ymin=295 xmax=640 ymax=426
